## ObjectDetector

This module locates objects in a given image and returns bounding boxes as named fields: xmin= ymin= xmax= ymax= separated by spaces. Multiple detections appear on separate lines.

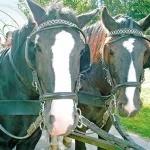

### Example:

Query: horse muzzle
xmin=41 ymin=92 xmax=79 ymax=136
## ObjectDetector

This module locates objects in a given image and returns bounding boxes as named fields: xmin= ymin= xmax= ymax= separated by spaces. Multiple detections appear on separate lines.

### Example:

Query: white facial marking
xmin=50 ymin=30 xmax=75 ymax=135
xmin=52 ymin=30 xmax=75 ymax=92
xmin=123 ymin=38 xmax=137 ymax=114
xmin=116 ymin=18 xmax=126 ymax=23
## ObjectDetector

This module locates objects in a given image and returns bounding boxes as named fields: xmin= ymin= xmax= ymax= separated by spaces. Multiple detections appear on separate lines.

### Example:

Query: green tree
xmin=100 ymin=0 xmax=150 ymax=21
xmin=18 ymin=0 xmax=149 ymax=33
xmin=18 ymin=0 xmax=99 ymax=24
xmin=18 ymin=0 xmax=98 ymax=15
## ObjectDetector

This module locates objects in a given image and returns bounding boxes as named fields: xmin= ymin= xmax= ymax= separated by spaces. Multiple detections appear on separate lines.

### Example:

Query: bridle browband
xmin=102 ymin=28 xmax=150 ymax=97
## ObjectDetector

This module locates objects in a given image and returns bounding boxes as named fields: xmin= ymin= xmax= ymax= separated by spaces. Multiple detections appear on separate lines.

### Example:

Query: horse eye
xmin=109 ymin=49 xmax=114 ymax=56
xmin=144 ymin=50 xmax=148 ymax=56
xmin=35 ymin=44 xmax=42 ymax=52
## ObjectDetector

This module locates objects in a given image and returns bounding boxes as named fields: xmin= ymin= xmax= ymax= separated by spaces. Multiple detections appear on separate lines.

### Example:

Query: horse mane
xmin=113 ymin=14 xmax=141 ymax=30
xmin=83 ymin=21 xmax=107 ymax=63
xmin=11 ymin=19 xmax=36 ymax=54
xmin=41 ymin=1 xmax=79 ymax=26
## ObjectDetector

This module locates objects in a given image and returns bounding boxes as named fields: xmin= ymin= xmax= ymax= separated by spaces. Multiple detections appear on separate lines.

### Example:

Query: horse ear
xmin=77 ymin=8 xmax=100 ymax=28
xmin=138 ymin=14 xmax=150 ymax=31
xmin=26 ymin=0 xmax=46 ymax=24
xmin=101 ymin=7 xmax=117 ymax=31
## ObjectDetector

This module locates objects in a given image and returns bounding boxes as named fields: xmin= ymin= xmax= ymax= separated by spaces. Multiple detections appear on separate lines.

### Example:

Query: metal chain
xmin=75 ymin=104 xmax=87 ymax=129
xmin=39 ymin=101 xmax=46 ymax=130
xmin=101 ymin=94 xmax=116 ymax=128
xmin=141 ymin=69 xmax=145 ymax=84
xmin=76 ymin=74 xmax=85 ymax=91
xmin=32 ymin=71 xmax=38 ymax=91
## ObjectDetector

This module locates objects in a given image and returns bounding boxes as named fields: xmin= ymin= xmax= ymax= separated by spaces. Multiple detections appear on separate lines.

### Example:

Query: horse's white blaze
xmin=123 ymin=38 xmax=137 ymax=114
xmin=50 ymin=30 xmax=75 ymax=135
xmin=116 ymin=17 xmax=126 ymax=23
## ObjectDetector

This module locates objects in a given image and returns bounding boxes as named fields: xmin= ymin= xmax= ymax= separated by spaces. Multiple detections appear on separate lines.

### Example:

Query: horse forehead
xmin=122 ymin=38 xmax=135 ymax=53
xmin=116 ymin=17 xmax=126 ymax=23
xmin=37 ymin=29 xmax=79 ymax=45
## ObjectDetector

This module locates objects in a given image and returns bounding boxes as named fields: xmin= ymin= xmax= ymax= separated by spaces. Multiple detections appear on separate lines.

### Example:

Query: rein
xmin=8 ymin=49 xmax=38 ymax=93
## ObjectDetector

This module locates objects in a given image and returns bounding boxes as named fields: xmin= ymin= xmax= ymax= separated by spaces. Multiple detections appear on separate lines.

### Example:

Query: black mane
xmin=113 ymin=14 xmax=141 ymax=29
xmin=11 ymin=19 xmax=36 ymax=54
xmin=40 ymin=2 xmax=79 ymax=26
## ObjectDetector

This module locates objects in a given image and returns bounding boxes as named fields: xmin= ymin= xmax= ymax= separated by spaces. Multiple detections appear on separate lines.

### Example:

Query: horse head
xmin=101 ymin=7 xmax=150 ymax=117
xmin=26 ymin=0 xmax=99 ymax=135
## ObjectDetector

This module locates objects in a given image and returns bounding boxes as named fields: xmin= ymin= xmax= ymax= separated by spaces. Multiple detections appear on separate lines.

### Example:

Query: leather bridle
xmin=25 ymin=19 xmax=87 ymax=101
xmin=4 ymin=19 xmax=89 ymax=138
xmin=25 ymin=19 xmax=89 ymax=134
xmin=102 ymin=30 xmax=150 ymax=97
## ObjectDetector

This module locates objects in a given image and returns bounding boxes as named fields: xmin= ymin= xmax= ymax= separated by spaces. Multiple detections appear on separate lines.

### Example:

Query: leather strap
xmin=8 ymin=50 xmax=38 ymax=93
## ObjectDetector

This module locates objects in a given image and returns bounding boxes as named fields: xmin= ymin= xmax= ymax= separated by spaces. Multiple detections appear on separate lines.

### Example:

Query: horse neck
xmin=9 ymin=43 xmax=38 ymax=99
xmin=84 ymin=21 xmax=107 ymax=64
xmin=83 ymin=22 xmax=111 ymax=95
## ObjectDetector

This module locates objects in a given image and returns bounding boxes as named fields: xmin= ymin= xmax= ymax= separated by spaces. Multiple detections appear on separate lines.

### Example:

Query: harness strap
xmin=77 ymin=91 xmax=111 ymax=107
xmin=8 ymin=50 xmax=37 ymax=93
xmin=0 ymin=115 xmax=42 ymax=139
xmin=0 ymin=48 xmax=9 ymax=64
xmin=84 ymin=72 xmax=104 ymax=100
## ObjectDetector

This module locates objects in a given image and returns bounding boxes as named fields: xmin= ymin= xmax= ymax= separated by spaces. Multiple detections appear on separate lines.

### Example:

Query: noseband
xmin=102 ymin=28 xmax=150 ymax=96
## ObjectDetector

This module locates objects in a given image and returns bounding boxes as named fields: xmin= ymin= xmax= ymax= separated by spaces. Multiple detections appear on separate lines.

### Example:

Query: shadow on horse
xmin=63 ymin=7 xmax=150 ymax=150
xmin=0 ymin=0 xmax=99 ymax=149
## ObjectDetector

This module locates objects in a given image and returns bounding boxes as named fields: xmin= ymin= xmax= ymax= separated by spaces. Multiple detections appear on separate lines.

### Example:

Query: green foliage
xmin=120 ymin=106 xmax=150 ymax=139
xmin=101 ymin=0 xmax=150 ymax=21
xmin=18 ymin=0 xmax=150 ymax=21
xmin=18 ymin=0 xmax=99 ymax=23
xmin=63 ymin=0 xmax=98 ymax=15
xmin=18 ymin=0 xmax=98 ymax=15
xmin=18 ymin=0 xmax=30 ymax=17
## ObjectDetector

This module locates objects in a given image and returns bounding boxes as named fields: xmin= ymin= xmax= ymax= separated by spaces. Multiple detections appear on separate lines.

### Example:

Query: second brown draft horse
xmin=70 ymin=7 xmax=150 ymax=150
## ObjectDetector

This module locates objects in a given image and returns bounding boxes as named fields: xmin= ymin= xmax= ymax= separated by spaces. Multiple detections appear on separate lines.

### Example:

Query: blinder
xmin=102 ymin=43 xmax=108 ymax=69
xmin=80 ymin=43 xmax=91 ymax=73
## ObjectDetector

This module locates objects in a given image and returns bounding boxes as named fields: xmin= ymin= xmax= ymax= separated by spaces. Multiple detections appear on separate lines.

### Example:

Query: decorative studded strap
xmin=108 ymin=28 xmax=144 ymax=37
xmin=38 ymin=19 xmax=78 ymax=30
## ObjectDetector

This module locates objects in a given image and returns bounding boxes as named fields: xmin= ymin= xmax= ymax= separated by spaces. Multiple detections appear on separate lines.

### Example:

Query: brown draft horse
xmin=0 ymin=0 xmax=99 ymax=149
xmin=63 ymin=7 xmax=150 ymax=150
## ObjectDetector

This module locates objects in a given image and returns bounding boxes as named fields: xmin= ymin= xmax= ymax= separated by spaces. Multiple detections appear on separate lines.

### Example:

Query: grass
xmin=119 ymin=88 xmax=150 ymax=139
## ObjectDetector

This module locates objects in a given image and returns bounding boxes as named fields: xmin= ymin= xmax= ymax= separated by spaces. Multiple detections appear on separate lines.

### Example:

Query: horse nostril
xmin=140 ymin=101 xmax=143 ymax=107
xmin=49 ymin=115 xmax=55 ymax=124
xmin=128 ymin=109 xmax=138 ymax=117
xmin=118 ymin=102 xmax=124 ymax=110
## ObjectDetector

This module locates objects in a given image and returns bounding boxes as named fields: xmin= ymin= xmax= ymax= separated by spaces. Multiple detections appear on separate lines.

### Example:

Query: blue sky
xmin=0 ymin=0 xmax=27 ymax=41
